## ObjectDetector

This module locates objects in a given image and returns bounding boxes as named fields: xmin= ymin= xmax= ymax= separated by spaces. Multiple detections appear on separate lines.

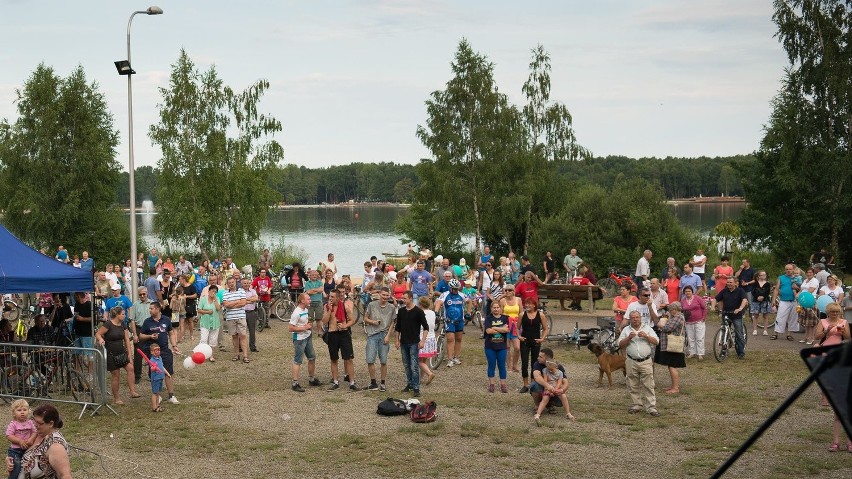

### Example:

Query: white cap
xmin=435 ymin=255 xmax=443 ymax=262
xmin=111 ymin=283 xmax=121 ymax=291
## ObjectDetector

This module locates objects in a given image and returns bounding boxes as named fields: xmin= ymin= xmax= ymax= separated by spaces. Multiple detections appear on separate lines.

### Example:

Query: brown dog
xmin=588 ymin=343 xmax=626 ymax=388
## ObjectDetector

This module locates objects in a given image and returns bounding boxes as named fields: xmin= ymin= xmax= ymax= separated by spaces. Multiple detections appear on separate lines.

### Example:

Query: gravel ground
xmin=62 ymin=310 xmax=852 ymax=479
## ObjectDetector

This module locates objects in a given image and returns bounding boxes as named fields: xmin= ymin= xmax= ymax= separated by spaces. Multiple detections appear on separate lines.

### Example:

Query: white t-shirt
xmin=692 ymin=255 xmax=707 ymax=274
xmin=800 ymin=278 xmax=819 ymax=294
xmin=624 ymin=301 xmax=659 ymax=327
xmin=424 ymin=309 xmax=436 ymax=339
xmin=290 ymin=306 xmax=312 ymax=341
xmin=819 ymin=285 xmax=843 ymax=303
xmin=635 ymin=257 xmax=650 ymax=278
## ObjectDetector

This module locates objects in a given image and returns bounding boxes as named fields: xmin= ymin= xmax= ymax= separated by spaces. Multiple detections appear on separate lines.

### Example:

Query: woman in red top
xmin=712 ymin=256 xmax=734 ymax=292
xmin=612 ymin=285 xmax=638 ymax=330
xmin=391 ymin=272 xmax=408 ymax=305
xmin=664 ymin=267 xmax=680 ymax=304
xmin=515 ymin=271 xmax=544 ymax=306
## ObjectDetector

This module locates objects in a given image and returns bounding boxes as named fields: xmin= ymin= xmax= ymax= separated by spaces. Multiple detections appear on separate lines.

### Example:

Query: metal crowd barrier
xmin=0 ymin=342 xmax=113 ymax=419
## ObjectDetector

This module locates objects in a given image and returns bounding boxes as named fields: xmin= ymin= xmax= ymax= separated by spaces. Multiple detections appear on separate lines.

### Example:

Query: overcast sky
xmin=0 ymin=0 xmax=788 ymax=170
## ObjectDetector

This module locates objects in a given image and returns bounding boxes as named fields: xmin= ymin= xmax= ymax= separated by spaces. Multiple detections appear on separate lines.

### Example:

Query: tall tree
xmin=0 ymin=64 xmax=128 ymax=262
xmin=516 ymin=45 xmax=589 ymax=254
xmin=414 ymin=39 xmax=514 ymax=251
xmin=740 ymin=1 xmax=851 ymax=262
xmin=149 ymin=50 xmax=282 ymax=257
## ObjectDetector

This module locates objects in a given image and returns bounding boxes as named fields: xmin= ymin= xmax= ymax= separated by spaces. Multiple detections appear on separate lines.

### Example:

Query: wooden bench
xmin=538 ymin=284 xmax=604 ymax=312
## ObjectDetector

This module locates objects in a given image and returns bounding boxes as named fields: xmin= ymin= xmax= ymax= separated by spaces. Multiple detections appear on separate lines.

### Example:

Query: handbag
xmin=110 ymin=349 xmax=130 ymax=368
xmin=666 ymin=321 xmax=685 ymax=353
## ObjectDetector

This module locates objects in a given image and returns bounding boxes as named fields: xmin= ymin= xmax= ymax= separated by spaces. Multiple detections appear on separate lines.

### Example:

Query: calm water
xmin=138 ymin=203 xmax=743 ymax=275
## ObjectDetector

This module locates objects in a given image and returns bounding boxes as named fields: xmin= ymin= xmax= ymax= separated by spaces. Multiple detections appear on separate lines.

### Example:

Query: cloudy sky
xmin=0 ymin=0 xmax=788 ymax=170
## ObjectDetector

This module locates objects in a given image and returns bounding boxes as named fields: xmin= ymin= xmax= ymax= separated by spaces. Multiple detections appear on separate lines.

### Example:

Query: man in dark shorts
xmin=72 ymin=292 xmax=94 ymax=375
xmin=322 ymin=289 xmax=359 ymax=391
xmin=529 ymin=348 xmax=565 ymax=411
xmin=140 ymin=302 xmax=181 ymax=404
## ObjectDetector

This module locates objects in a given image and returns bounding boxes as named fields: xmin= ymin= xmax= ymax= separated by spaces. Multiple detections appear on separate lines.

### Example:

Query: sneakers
xmin=292 ymin=384 xmax=306 ymax=393
xmin=412 ymin=389 xmax=421 ymax=397
xmin=379 ymin=384 xmax=386 ymax=392
xmin=366 ymin=383 xmax=379 ymax=391
xmin=488 ymin=384 xmax=495 ymax=393
xmin=167 ymin=396 xmax=180 ymax=404
xmin=762 ymin=330 xmax=769 ymax=336
xmin=518 ymin=386 xmax=529 ymax=393
xmin=446 ymin=358 xmax=454 ymax=368
xmin=698 ymin=355 xmax=704 ymax=361
xmin=453 ymin=358 xmax=462 ymax=365
xmin=628 ymin=406 xmax=642 ymax=414
xmin=308 ymin=378 xmax=322 ymax=387
xmin=500 ymin=384 xmax=508 ymax=393
xmin=648 ymin=410 xmax=661 ymax=417
xmin=349 ymin=384 xmax=360 ymax=392
xmin=327 ymin=382 xmax=340 ymax=391
xmin=752 ymin=330 xmax=757 ymax=336
xmin=401 ymin=386 xmax=411 ymax=393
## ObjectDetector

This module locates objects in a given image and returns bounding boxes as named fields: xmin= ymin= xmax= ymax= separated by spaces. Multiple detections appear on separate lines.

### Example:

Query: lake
xmin=138 ymin=202 xmax=743 ymax=275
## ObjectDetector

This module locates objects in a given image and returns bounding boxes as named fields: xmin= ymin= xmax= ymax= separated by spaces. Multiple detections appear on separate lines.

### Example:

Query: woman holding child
xmin=5 ymin=404 xmax=71 ymax=479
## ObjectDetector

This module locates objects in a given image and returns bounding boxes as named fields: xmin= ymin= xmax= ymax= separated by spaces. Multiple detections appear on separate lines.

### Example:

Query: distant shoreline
xmin=666 ymin=196 xmax=746 ymax=205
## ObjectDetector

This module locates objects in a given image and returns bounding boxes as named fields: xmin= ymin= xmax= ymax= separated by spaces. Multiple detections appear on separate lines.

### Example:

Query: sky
xmin=0 ymin=0 xmax=789 ymax=171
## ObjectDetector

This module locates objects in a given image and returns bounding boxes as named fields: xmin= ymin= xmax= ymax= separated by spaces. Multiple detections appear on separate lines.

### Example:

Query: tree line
xmin=115 ymin=154 xmax=747 ymax=207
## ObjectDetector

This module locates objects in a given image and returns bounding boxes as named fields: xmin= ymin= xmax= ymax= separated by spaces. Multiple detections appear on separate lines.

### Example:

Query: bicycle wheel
xmin=472 ymin=311 xmax=483 ymax=329
xmin=256 ymin=304 xmax=266 ymax=332
xmin=594 ymin=329 xmax=615 ymax=352
xmin=3 ymin=305 xmax=20 ymax=322
xmin=598 ymin=278 xmax=617 ymax=298
xmin=713 ymin=327 xmax=729 ymax=362
xmin=429 ymin=334 xmax=446 ymax=371
xmin=273 ymin=298 xmax=293 ymax=322
xmin=68 ymin=369 xmax=95 ymax=404
xmin=0 ymin=366 xmax=24 ymax=401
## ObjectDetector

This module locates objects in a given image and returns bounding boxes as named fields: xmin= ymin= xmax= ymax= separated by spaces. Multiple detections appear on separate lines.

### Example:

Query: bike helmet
xmin=449 ymin=279 xmax=461 ymax=290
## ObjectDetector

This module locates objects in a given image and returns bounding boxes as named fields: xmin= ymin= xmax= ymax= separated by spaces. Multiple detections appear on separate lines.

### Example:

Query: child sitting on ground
xmin=6 ymin=399 xmax=36 ymax=479
xmin=534 ymin=360 xmax=575 ymax=424
xmin=149 ymin=344 xmax=170 ymax=412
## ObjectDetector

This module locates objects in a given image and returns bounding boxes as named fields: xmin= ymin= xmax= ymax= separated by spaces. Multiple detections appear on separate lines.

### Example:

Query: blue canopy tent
xmin=0 ymin=225 xmax=92 ymax=294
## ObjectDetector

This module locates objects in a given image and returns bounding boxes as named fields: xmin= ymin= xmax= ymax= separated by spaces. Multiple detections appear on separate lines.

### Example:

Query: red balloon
xmin=192 ymin=352 xmax=205 ymax=364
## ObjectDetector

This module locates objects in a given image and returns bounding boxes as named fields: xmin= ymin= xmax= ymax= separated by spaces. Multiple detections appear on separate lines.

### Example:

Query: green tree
xmin=0 ymin=64 xmax=129 ymax=263
xmin=740 ymin=0 xmax=851 ymax=263
xmin=149 ymin=50 xmax=282 ymax=257
xmin=413 ymin=39 xmax=516 ymax=250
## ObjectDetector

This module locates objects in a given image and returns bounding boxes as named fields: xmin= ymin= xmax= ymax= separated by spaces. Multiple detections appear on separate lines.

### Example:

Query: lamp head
xmin=146 ymin=6 xmax=163 ymax=15
xmin=114 ymin=60 xmax=135 ymax=76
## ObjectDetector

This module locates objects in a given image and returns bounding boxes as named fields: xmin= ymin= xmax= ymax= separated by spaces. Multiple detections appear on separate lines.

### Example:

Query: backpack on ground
xmin=376 ymin=397 xmax=408 ymax=416
xmin=410 ymin=400 xmax=437 ymax=423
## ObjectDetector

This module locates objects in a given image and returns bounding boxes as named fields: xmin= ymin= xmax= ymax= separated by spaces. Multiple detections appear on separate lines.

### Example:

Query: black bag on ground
xmin=376 ymin=398 xmax=408 ymax=416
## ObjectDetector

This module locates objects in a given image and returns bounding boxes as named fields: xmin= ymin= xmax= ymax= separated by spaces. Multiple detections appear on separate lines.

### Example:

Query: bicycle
xmin=465 ymin=294 xmax=484 ymax=330
xmin=713 ymin=312 xmax=747 ymax=362
xmin=544 ymin=321 xmax=597 ymax=350
xmin=0 ymin=349 xmax=93 ymax=403
xmin=596 ymin=268 xmax=636 ymax=298
xmin=255 ymin=301 xmax=269 ymax=332
xmin=428 ymin=316 xmax=446 ymax=371
xmin=536 ymin=301 xmax=555 ymax=335
xmin=592 ymin=317 xmax=620 ymax=354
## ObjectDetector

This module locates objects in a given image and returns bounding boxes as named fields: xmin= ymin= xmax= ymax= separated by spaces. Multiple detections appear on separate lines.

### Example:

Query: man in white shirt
xmin=321 ymin=253 xmax=338 ymax=279
xmin=625 ymin=288 xmax=660 ymax=327
xmin=692 ymin=248 xmax=708 ymax=294
xmin=634 ymin=250 xmax=652 ymax=295
xmin=617 ymin=311 xmax=660 ymax=417
xmin=289 ymin=293 xmax=321 ymax=392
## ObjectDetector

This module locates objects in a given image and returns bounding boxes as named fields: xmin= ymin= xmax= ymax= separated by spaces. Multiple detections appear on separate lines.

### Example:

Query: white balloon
xmin=183 ymin=356 xmax=196 ymax=370
xmin=197 ymin=343 xmax=213 ymax=359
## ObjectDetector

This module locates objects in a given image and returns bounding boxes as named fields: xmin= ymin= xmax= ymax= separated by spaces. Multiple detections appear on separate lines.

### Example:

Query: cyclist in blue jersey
xmin=435 ymin=279 xmax=469 ymax=367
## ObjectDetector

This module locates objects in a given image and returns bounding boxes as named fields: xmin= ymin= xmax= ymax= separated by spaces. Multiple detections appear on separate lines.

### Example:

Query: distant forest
xmin=117 ymin=155 xmax=749 ymax=206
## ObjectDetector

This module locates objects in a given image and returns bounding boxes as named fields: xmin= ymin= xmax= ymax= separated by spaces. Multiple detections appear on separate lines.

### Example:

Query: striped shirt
xmin=222 ymin=289 xmax=247 ymax=321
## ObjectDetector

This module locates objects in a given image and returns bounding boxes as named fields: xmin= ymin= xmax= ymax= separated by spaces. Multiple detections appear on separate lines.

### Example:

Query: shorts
xmin=228 ymin=318 xmax=248 ymax=336
xmin=151 ymin=378 xmax=164 ymax=394
xmin=365 ymin=332 xmax=389 ymax=364
xmin=750 ymin=300 xmax=770 ymax=314
xmin=73 ymin=336 xmax=94 ymax=358
xmin=185 ymin=304 xmax=197 ymax=318
xmin=293 ymin=336 xmax=316 ymax=365
xmin=695 ymin=273 xmax=705 ymax=280
xmin=529 ymin=382 xmax=562 ymax=405
xmin=308 ymin=302 xmax=323 ymax=322
xmin=327 ymin=330 xmax=355 ymax=361
xmin=445 ymin=318 xmax=464 ymax=333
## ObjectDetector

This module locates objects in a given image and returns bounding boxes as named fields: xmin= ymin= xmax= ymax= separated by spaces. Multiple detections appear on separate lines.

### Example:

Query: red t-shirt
xmin=714 ymin=265 xmax=734 ymax=283
xmin=515 ymin=281 xmax=539 ymax=305
xmin=570 ymin=277 xmax=591 ymax=286
xmin=251 ymin=276 xmax=273 ymax=302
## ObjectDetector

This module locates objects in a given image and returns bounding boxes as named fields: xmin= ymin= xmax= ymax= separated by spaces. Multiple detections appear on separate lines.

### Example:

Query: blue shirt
xmin=149 ymin=355 xmax=166 ymax=380
xmin=479 ymin=254 xmax=493 ymax=271
xmin=148 ymin=254 xmax=159 ymax=270
xmin=435 ymin=280 xmax=450 ymax=294
xmin=145 ymin=277 xmax=161 ymax=302
xmin=141 ymin=316 xmax=172 ymax=352
xmin=194 ymin=276 xmax=208 ymax=295
xmin=104 ymin=295 xmax=133 ymax=325
xmin=779 ymin=275 xmax=796 ymax=302
xmin=509 ymin=260 xmax=520 ymax=284
xmin=679 ymin=273 xmax=702 ymax=298
xmin=438 ymin=291 xmax=467 ymax=321
xmin=80 ymin=258 xmax=94 ymax=271
xmin=408 ymin=270 xmax=432 ymax=297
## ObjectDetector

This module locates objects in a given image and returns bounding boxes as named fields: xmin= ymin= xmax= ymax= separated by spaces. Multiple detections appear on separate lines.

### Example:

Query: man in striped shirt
xmin=222 ymin=277 xmax=250 ymax=363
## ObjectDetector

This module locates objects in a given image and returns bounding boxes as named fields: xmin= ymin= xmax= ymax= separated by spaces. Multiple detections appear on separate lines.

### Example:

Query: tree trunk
xmin=522 ymin=201 xmax=532 ymax=255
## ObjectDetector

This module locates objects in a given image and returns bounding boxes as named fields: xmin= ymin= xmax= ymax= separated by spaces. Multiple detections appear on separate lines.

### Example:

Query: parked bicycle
xmin=428 ymin=316 xmax=446 ymax=371
xmin=591 ymin=317 xmax=620 ymax=354
xmin=596 ymin=268 xmax=636 ymax=298
xmin=713 ymin=312 xmax=747 ymax=362
xmin=544 ymin=321 xmax=597 ymax=350
xmin=0 ymin=349 xmax=93 ymax=404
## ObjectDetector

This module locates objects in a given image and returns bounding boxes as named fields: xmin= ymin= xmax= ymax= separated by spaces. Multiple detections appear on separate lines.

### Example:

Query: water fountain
xmin=141 ymin=200 xmax=154 ymax=214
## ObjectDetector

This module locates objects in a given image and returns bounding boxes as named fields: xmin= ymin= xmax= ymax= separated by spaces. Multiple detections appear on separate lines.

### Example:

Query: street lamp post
xmin=115 ymin=6 xmax=163 ymax=309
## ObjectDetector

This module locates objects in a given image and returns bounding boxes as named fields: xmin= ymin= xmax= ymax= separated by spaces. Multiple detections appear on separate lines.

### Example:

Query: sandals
xmin=114 ymin=400 xmax=125 ymax=406
xmin=829 ymin=442 xmax=839 ymax=452
xmin=424 ymin=372 xmax=435 ymax=385
xmin=208 ymin=357 xmax=216 ymax=363
xmin=786 ymin=336 xmax=794 ymax=341
xmin=769 ymin=335 xmax=778 ymax=340
xmin=153 ymin=407 xmax=163 ymax=413
xmin=130 ymin=393 xmax=142 ymax=398
xmin=232 ymin=356 xmax=240 ymax=362
xmin=242 ymin=357 xmax=250 ymax=363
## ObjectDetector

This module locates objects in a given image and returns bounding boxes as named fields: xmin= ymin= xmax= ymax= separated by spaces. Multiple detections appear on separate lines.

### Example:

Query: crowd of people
xmin=4 ymin=244 xmax=851 ymax=449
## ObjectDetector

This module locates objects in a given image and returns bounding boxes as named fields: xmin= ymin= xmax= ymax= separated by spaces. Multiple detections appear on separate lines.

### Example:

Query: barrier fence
xmin=0 ymin=342 xmax=113 ymax=419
